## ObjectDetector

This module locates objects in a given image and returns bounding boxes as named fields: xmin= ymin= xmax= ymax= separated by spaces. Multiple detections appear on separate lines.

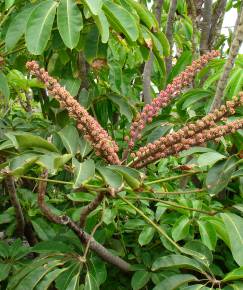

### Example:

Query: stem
xmin=148 ymin=188 xmax=205 ymax=195
xmin=82 ymin=203 xmax=105 ymax=260
xmin=20 ymin=175 xmax=73 ymax=185
xmin=165 ymin=0 xmax=177 ymax=74
xmin=80 ymin=191 xmax=105 ymax=228
xmin=4 ymin=175 xmax=25 ymax=236
xmin=142 ymin=52 xmax=153 ymax=104
xmin=145 ymin=171 xmax=201 ymax=185
xmin=126 ymin=196 xmax=216 ymax=216
xmin=118 ymin=194 xmax=181 ymax=251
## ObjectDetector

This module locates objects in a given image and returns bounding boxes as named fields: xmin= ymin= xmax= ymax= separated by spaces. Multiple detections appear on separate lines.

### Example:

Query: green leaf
xmin=198 ymin=221 xmax=217 ymax=250
xmin=103 ymin=1 xmax=139 ymax=42
xmin=221 ymin=213 xmax=243 ymax=266
xmin=33 ymin=241 xmax=73 ymax=254
xmin=197 ymin=152 xmax=226 ymax=167
xmin=125 ymin=0 xmax=157 ymax=30
xmin=5 ymin=0 xmax=15 ymax=9
xmin=93 ymin=11 xmax=110 ymax=43
xmin=153 ymin=274 xmax=198 ymax=290
xmin=26 ymin=0 xmax=58 ymax=54
xmin=7 ymin=257 xmax=58 ymax=290
xmin=6 ymin=132 xmax=58 ymax=152
xmin=152 ymin=254 xmax=205 ymax=273
xmin=36 ymin=268 xmax=68 ymax=290
xmin=15 ymin=260 xmax=63 ymax=290
xmin=67 ymin=192 xmax=94 ymax=202
xmin=57 ymin=0 xmax=83 ymax=49
xmin=37 ymin=153 xmax=71 ymax=174
xmin=223 ymin=267 xmax=243 ymax=282
xmin=179 ymin=146 xmax=215 ymax=157
xmin=65 ymin=272 xmax=80 ymax=290
xmin=0 ymin=72 xmax=10 ymax=100
xmin=84 ymin=272 xmax=99 ymax=290
xmin=0 ymin=263 xmax=11 ymax=281
xmin=55 ymin=263 xmax=81 ymax=290
xmin=96 ymin=166 xmax=123 ymax=189
xmin=108 ymin=95 xmax=133 ymax=121
xmin=206 ymin=157 xmax=237 ymax=194
xmin=83 ymin=25 xmax=107 ymax=63
xmin=9 ymin=153 xmax=39 ymax=176
xmin=167 ymin=51 xmax=192 ymax=83
xmin=0 ymin=241 xmax=10 ymax=258
xmin=31 ymin=218 xmax=56 ymax=241
xmin=73 ymin=159 xmax=95 ymax=188
xmin=131 ymin=270 xmax=150 ymax=290
xmin=138 ymin=226 xmax=155 ymax=246
xmin=89 ymin=257 xmax=107 ymax=286
xmin=83 ymin=0 xmax=102 ymax=15
xmin=5 ymin=6 xmax=34 ymax=50
xmin=58 ymin=125 xmax=79 ymax=156
xmin=172 ymin=216 xmax=190 ymax=242
xmin=109 ymin=165 xmax=142 ymax=189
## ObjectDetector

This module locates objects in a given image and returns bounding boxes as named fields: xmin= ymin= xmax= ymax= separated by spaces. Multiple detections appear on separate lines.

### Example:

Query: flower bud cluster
xmin=133 ymin=118 xmax=243 ymax=168
xmin=131 ymin=93 xmax=243 ymax=168
xmin=26 ymin=61 xmax=120 ymax=164
xmin=126 ymin=50 xmax=220 ymax=150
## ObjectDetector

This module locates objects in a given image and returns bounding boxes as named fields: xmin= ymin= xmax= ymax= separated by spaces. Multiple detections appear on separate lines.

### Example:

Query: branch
xmin=188 ymin=0 xmax=199 ymax=57
xmin=142 ymin=0 xmax=164 ymax=105
xmin=165 ymin=0 xmax=177 ymax=73
xmin=200 ymin=0 xmax=213 ymax=55
xmin=37 ymin=171 xmax=131 ymax=272
xmin=80 ymin=191 xmax=105 ymax=228
xmin=210 ymin=9 xmax=243 ymax=110
xmin=208 ymin=0 xmax=227 ymax=49
xmin=142 ymin=53 xmax=153 ymax=104
xmin=4 ymin=174 xmax=25 ymax=236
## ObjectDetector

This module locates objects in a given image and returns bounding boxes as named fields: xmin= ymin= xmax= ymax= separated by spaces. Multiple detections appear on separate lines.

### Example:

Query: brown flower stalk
xmin=133 ymin=118 xmax=243 ymax=168
xmin=26 ymin=61 xmax=120 ymax=165
xmin=125 ymin=50 xmax=220 ymax=151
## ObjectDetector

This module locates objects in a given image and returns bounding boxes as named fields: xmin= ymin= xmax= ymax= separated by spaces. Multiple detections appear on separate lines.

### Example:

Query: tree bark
xmin=200 ymin=0 xmax=213 ymax=55
xmin=165 ymin=0 xmax=178 ymax=73
xmin=208 ymin=0 xmax=227 ymax=49
xmin=5 ymin=175 xmax=25 ymax=237
xmin=142 ymin=0 xmax=164 ymax=104
xmin=210 ymin=9 xmax=243 ymax=111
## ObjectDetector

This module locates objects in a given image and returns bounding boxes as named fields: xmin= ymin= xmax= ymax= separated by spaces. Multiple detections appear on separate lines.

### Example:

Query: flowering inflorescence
xmin=131 ymin=93 xmax=243 ymax=169
xmin=26 ymin=61 xmax=120 ymax=165
xmin=125 ymin=50 xmax=220 ymax=150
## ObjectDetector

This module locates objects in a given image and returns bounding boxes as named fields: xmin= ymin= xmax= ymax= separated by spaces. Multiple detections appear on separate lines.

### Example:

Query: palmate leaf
xmin=131 ymin=270 xmax=151 ymax=290
xmin=5 ymin=5 xmax=34 ymax=50
xmin=103 ymin=1 xmax=139 ymax=42
xmin=0 ymin=72 xmax=10 ymax=100
xmin=7 ymin=257 xmax=61 ymax=289
xmin=55 ymin=263 xmax=82 ymax=290
xmin=152 ymin=254 xmax=205 ymax=273
xmin=153 ymin=274 xmax=198 ymax=290
xmin=221 ymin=213 xmax=243 ymax=266
xmin=57 ymin=0 xmax=83 ymax=49
xmin=14 ymin=260 xmax=64 ymax=290
xmin=84 ymin=272 xmax=99 ymax=290
xmin=36 ymin=268 xmax=68 ymax=290
xmin=26 ymin=0 xmax=58 ymax=54
xmin=73 ymin=158 xmax=95 ymax=188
